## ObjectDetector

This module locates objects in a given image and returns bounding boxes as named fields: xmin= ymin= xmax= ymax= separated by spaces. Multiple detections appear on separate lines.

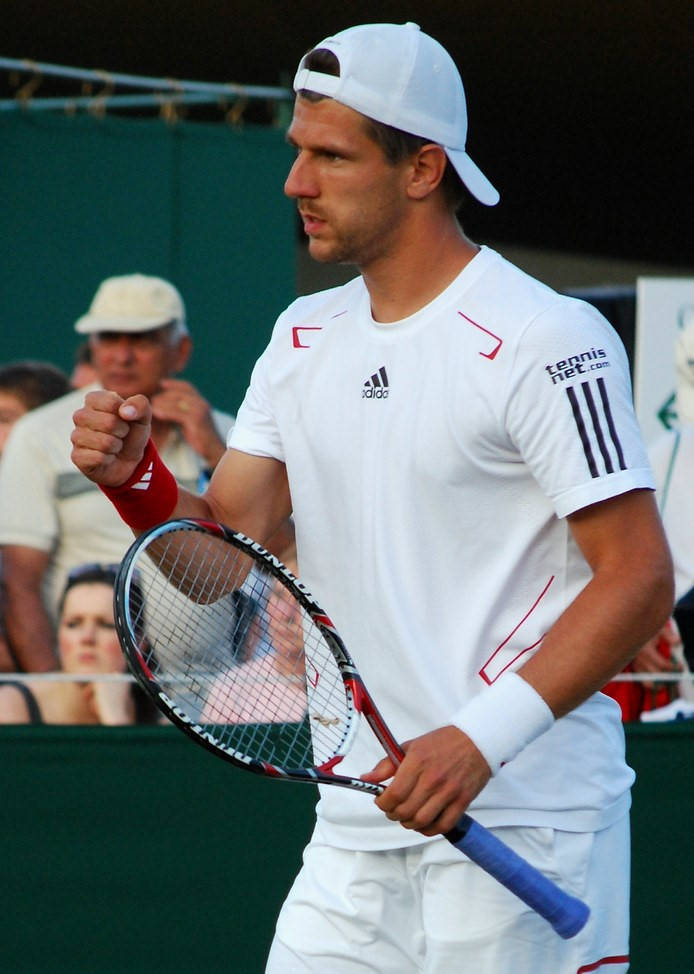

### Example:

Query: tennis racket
xmin=114 ymin=517 xmax=589 ymax=939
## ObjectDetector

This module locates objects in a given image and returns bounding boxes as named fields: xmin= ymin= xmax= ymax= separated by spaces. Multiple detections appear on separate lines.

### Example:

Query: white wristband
xmin=451 ymin=671 xmax=554 ymax=775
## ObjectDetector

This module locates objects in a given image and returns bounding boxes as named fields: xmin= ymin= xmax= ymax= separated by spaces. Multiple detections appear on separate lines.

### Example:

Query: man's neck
xmin=360 ymin=220 xmax=479 ymax=323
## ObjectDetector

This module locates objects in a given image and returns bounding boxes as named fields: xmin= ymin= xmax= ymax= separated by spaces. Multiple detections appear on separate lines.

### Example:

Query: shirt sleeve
xmin=227 ymin=340 xmax=285 ymax=461
xmin=504 ymin=298 xmax=654 ymax=518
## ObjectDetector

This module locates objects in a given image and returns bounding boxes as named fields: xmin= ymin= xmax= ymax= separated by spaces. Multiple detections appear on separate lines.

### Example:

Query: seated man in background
xmin=0 ymin=359 xmax=71 ymax=671
xmin=0 ymin=273 xmax=235 ymax=672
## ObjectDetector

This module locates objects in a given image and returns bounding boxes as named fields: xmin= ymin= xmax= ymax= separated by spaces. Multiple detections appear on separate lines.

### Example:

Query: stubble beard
xmin=309 ymin=207 xmax=405 ymax=269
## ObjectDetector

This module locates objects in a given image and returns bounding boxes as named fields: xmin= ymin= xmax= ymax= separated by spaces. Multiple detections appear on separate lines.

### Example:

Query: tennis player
xmin=71 ymin=22 xmax=674 ymax=973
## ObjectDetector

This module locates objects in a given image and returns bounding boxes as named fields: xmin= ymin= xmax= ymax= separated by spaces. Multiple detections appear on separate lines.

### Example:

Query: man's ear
xmin=172 ymin=334 xmax=192 ymax=374
xmin=406 ymin=143 xmax=448 ymax=200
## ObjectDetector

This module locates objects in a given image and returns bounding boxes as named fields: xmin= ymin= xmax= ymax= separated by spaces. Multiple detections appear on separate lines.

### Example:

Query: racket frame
xmin=115 ymin=517 xmax=394 ymax=792
xmin=115 ymin=516 xmax=590 ymax=940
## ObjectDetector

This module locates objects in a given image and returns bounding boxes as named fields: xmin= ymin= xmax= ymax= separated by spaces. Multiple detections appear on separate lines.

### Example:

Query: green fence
xmin=2 ymin=723 xmax=691 ymax=973
xmin=2 ymin=726 xmax=315 ymax=974
xmin=2 ymin=112 xmax=296 ymax=416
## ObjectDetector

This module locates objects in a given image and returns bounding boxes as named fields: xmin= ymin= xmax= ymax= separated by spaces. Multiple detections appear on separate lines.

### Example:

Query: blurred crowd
xmin=0 ymin=273 xmax=234 ymax=724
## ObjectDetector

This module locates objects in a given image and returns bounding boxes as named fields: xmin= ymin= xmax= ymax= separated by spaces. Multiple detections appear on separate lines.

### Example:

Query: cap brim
xmin=74 ymin=314 xmax=177 ymax=335
xmin=446 ymin=148 xmax=500 ymax=206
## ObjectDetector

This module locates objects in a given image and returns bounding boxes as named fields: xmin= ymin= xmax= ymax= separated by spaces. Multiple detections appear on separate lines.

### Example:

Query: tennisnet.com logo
xmin=362 ymin=366 xmax=389 ymax=399
xmin=544 ymin=347 xmax=609 ymax=384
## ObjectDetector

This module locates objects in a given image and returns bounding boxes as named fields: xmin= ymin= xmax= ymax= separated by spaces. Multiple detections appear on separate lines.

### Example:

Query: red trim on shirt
xmin=577 ymin=956 xmax=629 ymax=973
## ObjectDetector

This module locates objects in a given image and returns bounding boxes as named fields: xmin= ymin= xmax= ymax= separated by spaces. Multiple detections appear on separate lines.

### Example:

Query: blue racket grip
xmin=446 ymin=815 xmax=590 ymax=939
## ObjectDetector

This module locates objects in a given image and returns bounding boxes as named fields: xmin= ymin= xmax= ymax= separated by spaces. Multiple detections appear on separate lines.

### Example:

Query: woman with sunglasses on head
xmin=0 ymin=563 xmax=155 ymax=724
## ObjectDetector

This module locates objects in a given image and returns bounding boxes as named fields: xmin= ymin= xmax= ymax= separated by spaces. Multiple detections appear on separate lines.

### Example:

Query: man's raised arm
xmin=71 ymin=389 xmax=292 ymax=550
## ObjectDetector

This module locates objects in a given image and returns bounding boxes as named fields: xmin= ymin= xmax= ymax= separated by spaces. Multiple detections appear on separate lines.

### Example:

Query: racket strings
xmin=127 ymin=527 xmax=352 ymax=770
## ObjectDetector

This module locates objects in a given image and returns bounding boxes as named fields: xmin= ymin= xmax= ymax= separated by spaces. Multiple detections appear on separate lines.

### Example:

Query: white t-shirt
xmin=229 ymin=246 xmax=653 ymax=850
xmin=0 ymin=384 xmax=235 ymax=618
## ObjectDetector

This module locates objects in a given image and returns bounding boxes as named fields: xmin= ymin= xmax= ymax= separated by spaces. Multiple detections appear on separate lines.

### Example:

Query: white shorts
xmin=265 ymin=818 xmax=630 ymax=974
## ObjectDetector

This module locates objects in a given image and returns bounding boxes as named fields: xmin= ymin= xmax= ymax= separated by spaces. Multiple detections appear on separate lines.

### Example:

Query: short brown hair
xmin=0 ymin=360 xmax=70 ymax=411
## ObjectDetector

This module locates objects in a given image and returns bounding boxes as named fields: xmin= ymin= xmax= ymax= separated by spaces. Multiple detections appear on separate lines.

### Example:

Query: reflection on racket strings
xmin=115 ymin=518 xmax=590 ymax=938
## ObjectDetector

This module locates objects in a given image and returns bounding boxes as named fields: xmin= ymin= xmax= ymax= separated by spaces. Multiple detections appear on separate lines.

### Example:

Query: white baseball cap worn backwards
xmin=293 ymin=21 xmax=500 ymax=206
xmin=74 ymin=273 xmax=187 ymax=335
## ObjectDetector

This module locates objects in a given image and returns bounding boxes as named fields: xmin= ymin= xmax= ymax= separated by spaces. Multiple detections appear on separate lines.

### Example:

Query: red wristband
xmin=99 ymin=439 xmax=178 ymax=532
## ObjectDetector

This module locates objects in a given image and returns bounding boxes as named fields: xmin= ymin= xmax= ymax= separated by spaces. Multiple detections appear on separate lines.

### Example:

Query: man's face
xmin=89 ymin=325 xmax=189 ymax=399
xmin=284 ymin=96 xmax=411 ymax=268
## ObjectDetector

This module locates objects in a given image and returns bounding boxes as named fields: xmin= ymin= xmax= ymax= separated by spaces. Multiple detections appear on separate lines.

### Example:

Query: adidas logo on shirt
xmin=362 ymin=366 xmax=389 ymax=399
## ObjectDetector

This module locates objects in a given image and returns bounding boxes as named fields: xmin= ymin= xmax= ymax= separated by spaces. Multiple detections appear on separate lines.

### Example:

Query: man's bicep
xmin=567 ymin=488 xmax=672 ymax=575
xmin=518 ymin=489 xmax=674 ymax=715
xmin=204 ymin=448 xmax=291 ymax=547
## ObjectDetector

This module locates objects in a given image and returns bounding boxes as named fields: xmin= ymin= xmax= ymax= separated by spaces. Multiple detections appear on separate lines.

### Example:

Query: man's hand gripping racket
xmin=114 ymin=518 xmax=589 ymax=939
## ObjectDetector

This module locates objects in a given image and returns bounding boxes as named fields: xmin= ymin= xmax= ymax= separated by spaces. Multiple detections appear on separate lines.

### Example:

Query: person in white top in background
xmin=638 ymin=317 xmax=694 ymax=704
xmin=0 ymin=274 xmax=235 ymax=672
xmin=70 ymin=23 xmax=673 ymax=974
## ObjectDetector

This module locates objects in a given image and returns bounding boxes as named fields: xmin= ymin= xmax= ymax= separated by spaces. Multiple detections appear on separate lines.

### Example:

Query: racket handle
xmin=446 ymin=816 xmax=590 ymax=939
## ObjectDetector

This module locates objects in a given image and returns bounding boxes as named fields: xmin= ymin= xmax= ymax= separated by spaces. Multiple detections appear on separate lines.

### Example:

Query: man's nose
xmin=284 ymin=153 xmax=317 ymax=199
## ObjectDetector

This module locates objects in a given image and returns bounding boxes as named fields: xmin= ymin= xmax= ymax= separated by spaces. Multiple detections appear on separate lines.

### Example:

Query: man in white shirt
xmin=0 ymin=274 xmax=234 ymax=671
xmin=70 ymin=24 xmax=673 ymax=973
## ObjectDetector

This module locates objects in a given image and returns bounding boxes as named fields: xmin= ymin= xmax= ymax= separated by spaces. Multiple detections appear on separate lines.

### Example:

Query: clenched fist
xmin=71 ymin=390 xmax=152 ymax=487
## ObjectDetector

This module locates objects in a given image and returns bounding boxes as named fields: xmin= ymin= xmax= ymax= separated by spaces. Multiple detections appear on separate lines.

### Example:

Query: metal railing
xmin=0 ymin=671 xmax=691 ymax=684
xmin=0 ymin=57 xmax=292 ymax=116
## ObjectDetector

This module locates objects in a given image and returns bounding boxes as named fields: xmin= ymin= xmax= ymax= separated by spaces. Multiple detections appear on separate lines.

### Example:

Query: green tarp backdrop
xmin=2 ymin=723 xmax=692 ymax=973
xmin=2 ymin=111 xmax=296 ymax=415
